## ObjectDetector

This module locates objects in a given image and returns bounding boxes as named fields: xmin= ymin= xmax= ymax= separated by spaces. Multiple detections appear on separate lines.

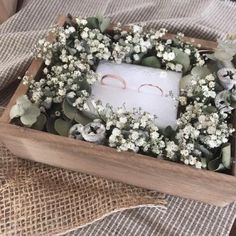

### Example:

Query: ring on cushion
xmin=101 ymin=74 xmax=126 ymax=89
xmin=138 ymin=84 xmax=164 ymax=96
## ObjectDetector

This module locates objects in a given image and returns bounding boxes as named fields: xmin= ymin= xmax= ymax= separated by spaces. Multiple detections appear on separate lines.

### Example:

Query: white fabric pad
xmin=92 ymin=61 xmax=182 ymax=128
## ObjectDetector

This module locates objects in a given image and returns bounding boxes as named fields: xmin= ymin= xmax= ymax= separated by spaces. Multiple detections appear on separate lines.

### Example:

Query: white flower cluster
xmin=102 ymin=107 xmax=165 ymax=154
xmin=155 ymin=33 xmax=204 ymax=72
xmin=28 ymin=58 xmax=99 ymax=109
xmin=111 ymin=27 xmax=166 ymax=64
xmin=174 ymin=73 xmax=234 ymax=167
xmin=165 ymin=141 xmax=179 ymax=160
xmin=189 ymin=74 xmax=216 ymax=100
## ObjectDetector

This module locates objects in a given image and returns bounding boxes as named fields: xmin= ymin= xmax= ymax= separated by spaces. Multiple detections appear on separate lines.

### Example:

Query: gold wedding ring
xmin=101 ymin=74 xmax=126 ymax=89
xmin=138 ymin=84 xmax=164 ymax=96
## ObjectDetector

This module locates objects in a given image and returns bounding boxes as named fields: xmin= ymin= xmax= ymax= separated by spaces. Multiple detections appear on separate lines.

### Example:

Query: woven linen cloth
xmin=0 ymin=0 xmax=236 ymax=235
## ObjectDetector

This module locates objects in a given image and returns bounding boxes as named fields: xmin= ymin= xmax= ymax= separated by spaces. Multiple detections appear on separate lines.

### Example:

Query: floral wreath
xmin=10 ymin=15 xmax=236 ymax=172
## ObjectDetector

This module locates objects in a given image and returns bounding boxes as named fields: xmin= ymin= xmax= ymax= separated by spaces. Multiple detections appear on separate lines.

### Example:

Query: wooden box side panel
xmin=1 ymin=123 xmax=236 ymax=206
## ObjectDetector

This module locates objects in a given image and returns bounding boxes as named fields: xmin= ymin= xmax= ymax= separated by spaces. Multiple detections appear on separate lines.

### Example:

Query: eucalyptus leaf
xmin=222 ymin=143 xmax=231 ymax=169
xmin=49 ymin=103 xmax=62 ymax=116
xmin=214 ymin=49 xmax=233 ymax=62
xmin=195 ymin=144 xmax=213 ymax=159
xmin=180 ymin=74 xmax=195 ymax=90
xmin=200 ymin=157 xmax=207 ymax=169
xmin=172 ymin=47 xmax=191 ymax=73
xmin=191 ymin=66 xmax=211 ymax=78
xmin=207 ymin=60 xmax=220 ymax=74
xmin=231 ymin=101 xmax=236 ymax=109
xmin=141 ymin=56 xmax=161 ymax=68
xmin=32 ymin=113 xmax=47 ymax=131
xmin=86 ymin=17 xmax=99 ymax=29
xmin=16 ymin=95 xmax=32 ymax=109
xmin=203 ymin=106 xmax=217 ymax=114
xmin=82 ymin=99 xmax=99 ymax=120
xmin=78 ymin=80 xmax=91 ymax=94
xmin=208 ymin=161 xmax=225 ymax=171
xmin=208 ymin=156 xmax=223 ymax=171
xmin=46 ymin=117 xmax=57 ymax=134
xmin=99 ymin=18 xmax=111 ymax=33
xmin=10 ymin=95 xmax=32 ymax=120
xmin=20 ymin=105 xmax=41 ymax=126
xmin=206 ymin=53 xmax=216 ymax=61
xmin=10 ymin=105 xmax=24 ymax=119
xmin=67 ymin=47 xmax=77 ymax=55
xmin=74 ymin=112 xmax=92 ymax=125
xmin=62 ymin=98 xmax=92 ymax=125
xmin=207 ymin=144 xmax=231 ymax=171
xmin=207 ymin=40 xmax=236 ymax=66
xmin=230 ymin=91 xmax=236 ymax=102
xmin=162 ymin=126 xmax=176 ymax=139
xmin=54 ymin=119 xmax=72 ymax=136
xmin=62 ymin=99 xmax=77 ymax=120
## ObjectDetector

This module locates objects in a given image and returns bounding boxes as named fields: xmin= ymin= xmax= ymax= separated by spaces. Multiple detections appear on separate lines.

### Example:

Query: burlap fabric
xmin=0 ymin=141 xmax=166 ymax=235
xmin=1 ymin=0 xmax=236 ymax=235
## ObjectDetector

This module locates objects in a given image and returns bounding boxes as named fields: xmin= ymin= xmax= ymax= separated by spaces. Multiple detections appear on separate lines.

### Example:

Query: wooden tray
xmin=1 ymin=16 xmax=236 ymax=207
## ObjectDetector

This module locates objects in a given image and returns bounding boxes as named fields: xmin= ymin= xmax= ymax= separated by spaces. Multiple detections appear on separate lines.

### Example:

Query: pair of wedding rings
xmin=101 ymin=74 xmax=164 ymax=96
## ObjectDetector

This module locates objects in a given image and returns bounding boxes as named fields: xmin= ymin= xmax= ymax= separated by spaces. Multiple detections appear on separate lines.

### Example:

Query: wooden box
xmin=1 ymin=16 xmax=236 ymax=207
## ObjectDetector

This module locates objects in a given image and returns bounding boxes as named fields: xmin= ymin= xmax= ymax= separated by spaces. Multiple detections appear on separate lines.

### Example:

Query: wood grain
xmin=0 ymin=15 xmax=236 ymax=206
xmin=1 ymin=123 xmax=236 ymax=206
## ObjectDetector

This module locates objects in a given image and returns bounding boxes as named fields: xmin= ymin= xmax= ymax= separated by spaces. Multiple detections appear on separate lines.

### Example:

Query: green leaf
xmin=162 ymin=126 xmax=176 ymax=139
xmin=207 ymin=60 xmax=220 ymax=74
xmin=180 ymin=74 xmax=194 ymax=90
xmin=191 ymin=66 xmax=211 ymax=78
xmin=230 ymin=92 xmax=236 ymax=102
xmin=46 ymin=117 xmax=57 ymax=134
xmin=208 ymin=161 xmax=225 ymax=172
xmin=206 ymin=53 xmax=216 ymax=61
xmin=207 ymin=144 xmax=231 ymax=171
xmin=203 ymin=106 xmax=217 ymax=114
xmin=74 ymin=111 xmax=92 ymax=125
xmin=86 ymin=17 xmax=99 ymax=29
xmin=222 ymin=143 xmax=231 ymax=169
xmin=78 ymin=80 xmax=92 ymax=94
xmin=200 ymin=157 xmax=207 ymax=169
xmin=10 ymin=104 xmax=24 ymax=119
xmin=10 ymin=95 xmax=32 ymax=120
xmin=20 ymin=105 xmax=41 ymax=126
xmin=195 ymin=144 xmax=213 ymax=159
xmin=99 ymin=18 xmax=111 ymax=33
xmin=141 ymin=56 xmax=161 ymax=68
xmin=231 ymin=101 xmax=236 ymax=109
xmin=32 ymin=113 xmax=47 ymax=131
xmin=214 ymin=49 xmax=234 ymax=62
xmin=172 ymin=47 xmax=191 ymax=73
xmin=16 ymin=95 xmax=32 ymax=109
xmin=62 ymin=98 xmax=92 ymax=125
xmin=67 ymin=47 xmax=77 ymax=55
xmin=82 ymin=99 xmax=99 ymax=120
xmin=54 ymin=119 xmax=72 ymax=136
xmin=62 ymin=99 xmax=77 ymax=120
xmin=208 ymin=156 xmax=223 ymax=171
